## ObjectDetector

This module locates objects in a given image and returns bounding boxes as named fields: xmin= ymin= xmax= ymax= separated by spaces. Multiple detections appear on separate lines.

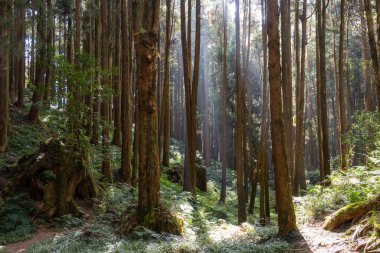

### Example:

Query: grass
xmin=1 ymin=107 xmax=288 ymax=252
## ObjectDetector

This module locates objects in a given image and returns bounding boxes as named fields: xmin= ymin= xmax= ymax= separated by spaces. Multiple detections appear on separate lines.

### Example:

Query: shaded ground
xmin=5 ymin=228 xmax=68 ymax=253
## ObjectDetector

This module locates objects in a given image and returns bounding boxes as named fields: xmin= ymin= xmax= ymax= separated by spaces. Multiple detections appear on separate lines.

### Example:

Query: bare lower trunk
xmin=267 ymin=0 xmax=297 ymax=236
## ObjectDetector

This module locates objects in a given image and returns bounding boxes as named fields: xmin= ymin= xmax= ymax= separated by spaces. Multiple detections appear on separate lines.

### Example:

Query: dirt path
xmin=5 ymin=228 xmax=68 ymax=253
xmin=298 ymin=223 xmax=364 ymax=253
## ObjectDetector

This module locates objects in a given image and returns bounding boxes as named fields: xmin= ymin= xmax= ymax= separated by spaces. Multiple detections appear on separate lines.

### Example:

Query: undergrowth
xmin=0 ymin=193 xmax=35 ymax=244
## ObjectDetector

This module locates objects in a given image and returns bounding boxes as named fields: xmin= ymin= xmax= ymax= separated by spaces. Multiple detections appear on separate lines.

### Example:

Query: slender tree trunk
xmin=338 ymin=0 xmax=348 ymax=170
xmin=120 ymin=0 xmax=132 ymax=183
xmin=132 ymin=0 xmax=161 ymax=216
xmin=267 ymin=0 xmax=297 ymax=236
xmin=91 ymin=0 xmax=100 ymax=145
xmin=161 ymin=0 xmax=174 ymax=167
xmin=319 ymin=0 xmax=330 ymax=179
xmin=202 ymin=45 xmax=211 ymax=165
xmin=112 ymin=0 xmax=121 ymax=147
xmin=361 ymin=12 xmax=374 ymax=112
xmin=180 ymin=0 xmax=201 ymax=195
xmin=363 ymin=0 xmax=380 ymax=111
xmin=219 ymin=0 xmax=228 ymax=204
xmin=28 ymin=0 xmax=46 ymax=122
xmin=15 ymin=0 xmax=25 ymax=108
xmin=101 ymin=0 xmax=111 ymax=180
xmin=43 ymin=0 xmax=53 ymax=105
xmin=280 ymin=0 xmax=293 ymax=182
xmin=0 ymin=0 xmax=10 ymax=154
xmin=234 ymin=0 xmax=247 ymax=224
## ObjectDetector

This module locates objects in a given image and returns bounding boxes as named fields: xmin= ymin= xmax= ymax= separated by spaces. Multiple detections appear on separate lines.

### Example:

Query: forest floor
xmin=0 ymin=106 xmax=376 ymax=253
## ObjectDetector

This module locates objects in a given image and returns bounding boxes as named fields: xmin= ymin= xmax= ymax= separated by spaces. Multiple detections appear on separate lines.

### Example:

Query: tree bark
xmin=180 ymin=0 xmax=201 ymax=195
xmin=235 ymin=0 xmax=247 ymax=224
xmin=363 ymin=0 xmax=380 ymax=111
xmin=101 ymin=0 xmax=111 ymax=180
xmin=0 ymin=0 xmax=10 ymax=154
xmin=161 ymin=0 xmax=174 ymax=167
xmin=338 ymin=0 xmax=348 ymax=170
xmin=120 ymin=0 xmax=132 ymax=183
xmin=112 ymin=0 xmax=122 ymax=147
xmin=132 ymin=0 xmax=161 ymax=216
xmin=267 ymin=0 xmax=297 ymax=236
xmin=28 ymin=0 xmax=46 ymax=122
xmin=15 ymin=0 xmax=25 ymax=108
xmin=280 ymin=0 xmax=293 ymax=182
xmin=219 ymin=0 xmax=228 ymax=204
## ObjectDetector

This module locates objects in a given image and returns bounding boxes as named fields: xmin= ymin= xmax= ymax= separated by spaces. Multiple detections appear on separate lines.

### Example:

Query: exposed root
xmin=118 ymin=205 xmax=184 ymax=236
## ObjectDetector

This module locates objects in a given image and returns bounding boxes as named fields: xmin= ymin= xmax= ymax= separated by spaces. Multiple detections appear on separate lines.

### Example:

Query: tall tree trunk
xmin=361 ymin=11 xmax=374 ymax=112
xmin=120 ymin=0 xmax=132 ymax=183
xmin=234 ymin=0 xmax=247 ymax=224
xmin=161 ymin=0 xmax=174 ymax=167
xmin=91 ymin=0 xmax=100 ymax=145
xmin=0 ymin=0 xmax=10 ymax=154
xmin=101 ymin=0 xmax=111 ymax=180
xmin=280 ymin=0 xmax=293 ymax=182
xmin=43 ymin=0 xmax=53 ymax=105
xmin=28 ymin=0 xmax=46 ymax=122
xmin=319 ymin=0 xmax=330 ymax=179
xmin=15 ymin=0 xmax=25 ymax=108
xmin=363 ymin=0 xmax=380 ymax=111
xmin=219 ymin=0 xmax=228 ymax=204
xmin=132 ymin=0 xmax=161 ymax=216
xmin=249 ymin=0 xmax=267 ymax=215
xmin=202 ymin=45 xmax=211 ymax=165
xmin=293 ymin=0 xmax=300 ymax=195
xmin=267 ymin=0 xmax=297 ymax=236
xmin=298 ymin=0 xmax=307 ymax=193
xmin=338 ymin=0 xmax=348 ymax=170
xmin=180 ymin=0 xmax=201 ymax=195
xmin=112 ymin=0 xmax=121 ymax=147
xmin=316 ymin=0 xmax=324 ymax=182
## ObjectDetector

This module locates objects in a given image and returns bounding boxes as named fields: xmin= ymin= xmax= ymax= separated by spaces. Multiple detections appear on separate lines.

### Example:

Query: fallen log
xmin=323 ymin=195 xmax=380 ymax=231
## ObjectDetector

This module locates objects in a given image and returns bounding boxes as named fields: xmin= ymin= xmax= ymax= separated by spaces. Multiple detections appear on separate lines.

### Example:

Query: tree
xmin=101 ymin=0 xmax=111 ymax=180
xmin=219 ymin=0 xmax=228 ymax=204
xmin=120 ymin=0 xmax=132 ymax=183
xmin=180 ymin=0 xmax=201 ymax=195
xmin=235 ymin=0 xmax=247 ymax=224
xmin=338 ymin=0 xmax=348 ymax=170
xmin=363 ymin=0 xmax=380 ymax=110
xmin=280 ymin=0 xmax=293 ymax=181
xmin=294 ymin=0 xmax=307 ymax=195
xmin=44 ymin=0 xmax=54 ymax=105
xmin=132 ymin=0 xmax=161 ymax=216
xmin=15 ymin=0 xmax=25 ymax=108
xmin=112 ymin=0 xmax=121 ymax=147
xmin=267 ymin=0 xmax=298 ymax=236
xmin=0 ymin=0 xmax=10 ymax=154
xmin=28 ymin=0 xmax=47 ymax=121
xmin=161 ymin=0 xmax=174 ymax=167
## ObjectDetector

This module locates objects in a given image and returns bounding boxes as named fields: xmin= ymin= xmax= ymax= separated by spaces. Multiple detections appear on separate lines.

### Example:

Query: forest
xmin=0 ymin=0 xmax=380 ymax=252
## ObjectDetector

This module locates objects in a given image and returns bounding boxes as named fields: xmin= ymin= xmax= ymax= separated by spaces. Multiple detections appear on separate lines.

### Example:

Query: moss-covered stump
xmin=323 ymin=195 xmax=380 ymax=231
xmin=118 ymin=205 xmax=184 ymax=236
xmin=5 ymin=138 xmax=98 ymax=218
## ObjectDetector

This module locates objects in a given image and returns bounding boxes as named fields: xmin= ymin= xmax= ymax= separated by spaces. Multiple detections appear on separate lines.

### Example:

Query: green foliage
xmin=299 ymin=166 xmax=380 ymax=220
xmin=0 ymin=193 xmax=35 ymax=245
xmin=51 ymin=214 xmax=85 ymax=230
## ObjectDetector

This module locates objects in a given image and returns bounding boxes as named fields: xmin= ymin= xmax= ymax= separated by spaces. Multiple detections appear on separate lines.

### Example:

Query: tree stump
xmin=5 ymin=138 xmax=98 ymax=218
